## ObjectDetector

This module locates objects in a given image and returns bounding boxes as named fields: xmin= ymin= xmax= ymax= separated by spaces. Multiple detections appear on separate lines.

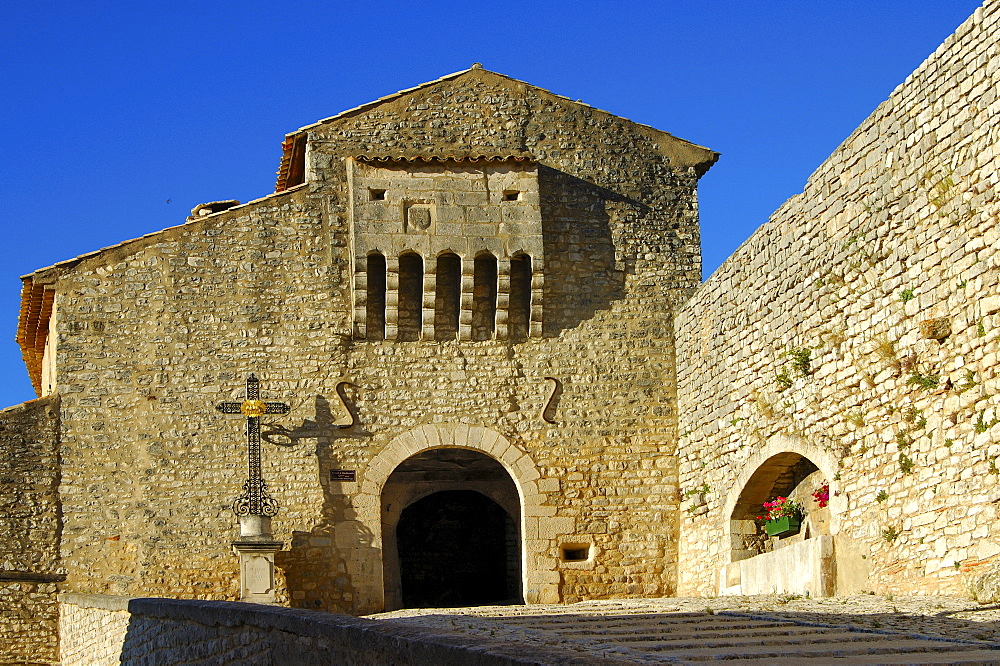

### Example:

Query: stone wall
xmin=58 ymin=593 xmax=594 ymax=665
xmin=43 ymin=68 xmax=716 ymax=614
xmin=0 ymin=395 xmax=61 ymax=663
xmin=676 ymin=2 xmax=1000 ymax=596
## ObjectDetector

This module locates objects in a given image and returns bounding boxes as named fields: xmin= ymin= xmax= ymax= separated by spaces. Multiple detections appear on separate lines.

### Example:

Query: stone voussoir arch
xmin=358 ymin=422 xmax=542 ymax=511
xmin=353 ymin=422 xmax=550 ymax=609
xmin=722 ymin=433 xmax=841 ymax=527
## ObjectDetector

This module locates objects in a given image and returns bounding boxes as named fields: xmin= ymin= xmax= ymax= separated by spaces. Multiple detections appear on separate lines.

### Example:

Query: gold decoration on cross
xmin=240 ymin=399 xmax=267 ymax=418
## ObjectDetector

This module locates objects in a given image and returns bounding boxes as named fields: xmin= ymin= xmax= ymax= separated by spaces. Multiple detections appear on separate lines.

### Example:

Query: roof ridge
xmin=23 ymin=183 xmax=308 ymax=281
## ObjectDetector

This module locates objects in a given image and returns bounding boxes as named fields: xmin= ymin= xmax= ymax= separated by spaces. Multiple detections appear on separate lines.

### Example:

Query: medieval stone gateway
xmin=4 ymin=3 xmax=1000 ymax=661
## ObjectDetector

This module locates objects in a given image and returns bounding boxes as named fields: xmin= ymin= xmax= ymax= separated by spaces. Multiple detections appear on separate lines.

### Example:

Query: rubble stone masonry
xmin=677 ymin=2 xmax=1000 ymax=596
xmin=43 ymin=67 xmax=715 ymax=616
xmin=0 ymin=395 xmax=61 ymax=664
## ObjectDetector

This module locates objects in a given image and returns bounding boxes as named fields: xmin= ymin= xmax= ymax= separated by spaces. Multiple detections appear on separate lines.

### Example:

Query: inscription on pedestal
xmin=245 ymin=555 xmax=274 ymax=595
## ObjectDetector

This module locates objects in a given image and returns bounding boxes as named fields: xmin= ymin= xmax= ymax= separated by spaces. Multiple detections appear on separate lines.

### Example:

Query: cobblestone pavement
xmin=370 ymin=595 xmax=1000 ymax=663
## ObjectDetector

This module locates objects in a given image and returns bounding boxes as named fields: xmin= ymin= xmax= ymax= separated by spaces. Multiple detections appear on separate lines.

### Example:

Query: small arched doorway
xmin=730 ymin=452 xmax=828 ymax=562
xmin=381 ymin=448 xmax=522 ymax=610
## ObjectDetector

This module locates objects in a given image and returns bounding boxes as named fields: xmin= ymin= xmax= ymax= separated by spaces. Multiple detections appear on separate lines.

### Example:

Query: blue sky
xmin=0 ymin=1 xmax=984 ymax=408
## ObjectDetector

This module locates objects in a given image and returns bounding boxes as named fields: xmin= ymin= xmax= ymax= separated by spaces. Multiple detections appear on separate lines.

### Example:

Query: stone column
xmin=496 ymin=257 xmax=511 ymax=340
xmin=353 ymin=258 xmax=368 ymax=340
xmin=459 ymin=260 xmax=474 ymax=341
xmin=421 ymin=259 xmax=435 ymax=341
xmin=232 ymin=514 xmax=283 ymax=604
xmin=384 ymin=256 xmax=399 ymax=341
xmin=530 ymin=262 xmax=544 ymax=338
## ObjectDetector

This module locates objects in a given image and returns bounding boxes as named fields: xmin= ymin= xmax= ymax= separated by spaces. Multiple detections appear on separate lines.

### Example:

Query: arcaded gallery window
xmin=434 ymin=253 xmax=461 ymax=341
xmin=398 ymin=253 xmax=423 ymax=341
xmin=366 ymin=252 xmax=386 ymax=341
xmin=472 ymin=252 xmax=498 ymax=341
xmin=508 ymin=254 xmax=532 ymax=340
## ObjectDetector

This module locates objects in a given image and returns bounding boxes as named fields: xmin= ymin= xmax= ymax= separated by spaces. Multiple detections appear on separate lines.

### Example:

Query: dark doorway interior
xmin=397 ymin=489 xmax=518 ymax=608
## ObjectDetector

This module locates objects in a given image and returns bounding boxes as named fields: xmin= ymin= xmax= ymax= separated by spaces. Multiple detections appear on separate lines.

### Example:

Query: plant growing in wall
xmin=907 ymin=371 xmax=940 ymax=390
xmin=684 ymin=483 xmax=711 ymax=516
xmin=974 ymin=410 xmax=999 ymax=434
xmin=958 ymin=370 xmax=979 ymax=394
xmin=759 ymin=496 xmax=804 ymax=538
xmin=776 ymin=368 xmax=793 ymax=392
xmin=785 ymin=347 xmax=813 ymax=377
xmin=873 ymin=335 xmax=901 ymax=375
xmin=882 ymin=526 xmax=902 ymax=543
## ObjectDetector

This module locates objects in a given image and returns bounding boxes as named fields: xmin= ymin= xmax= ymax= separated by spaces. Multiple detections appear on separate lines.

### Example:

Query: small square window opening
xmin=561 ymin=546 xmax=590 ymax=562
xmin=502 ymin=190 xmax=521 ymax=202
xmin=369 ymin=188 xmax=386 ymax=201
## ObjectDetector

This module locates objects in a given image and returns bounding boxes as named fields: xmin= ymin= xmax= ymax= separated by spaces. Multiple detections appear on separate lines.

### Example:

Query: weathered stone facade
xmin=14 ymin=65 xmax=716 ymax=635
xmin=4 ymin=3 xmax=1000 ymax=660
xmin=677 ymin=2 xmax=1000 ymax=597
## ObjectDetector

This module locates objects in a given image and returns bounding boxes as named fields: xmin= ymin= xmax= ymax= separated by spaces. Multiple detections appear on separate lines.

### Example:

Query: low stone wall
xmin=719 ymin=536 xmax=835 ymax=597
xmin=59 ymin=593 xmax=593 ymax=665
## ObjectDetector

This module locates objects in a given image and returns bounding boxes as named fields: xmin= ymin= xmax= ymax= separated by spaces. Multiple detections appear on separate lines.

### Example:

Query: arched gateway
xmin=357 ymin=423 xmax=547 ymax=611
xmin=384 ymin=450 xmax=521 ymax=608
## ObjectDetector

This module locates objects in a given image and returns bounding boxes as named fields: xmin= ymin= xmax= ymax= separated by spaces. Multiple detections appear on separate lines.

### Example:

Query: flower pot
xmin=765 ymin=516 xmax=801 ymax=538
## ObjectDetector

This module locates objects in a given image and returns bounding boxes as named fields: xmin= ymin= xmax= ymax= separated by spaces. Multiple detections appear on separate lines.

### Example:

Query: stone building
xmin=3 ymin=63 xmax=718 ymax=661
xmin=4 ymin=2 xmax=1000 ymax=662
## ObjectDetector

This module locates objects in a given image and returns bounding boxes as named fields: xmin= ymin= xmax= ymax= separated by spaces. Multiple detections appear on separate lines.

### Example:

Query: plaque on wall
xmin=330 ymin=469 xmax=357 ymax=482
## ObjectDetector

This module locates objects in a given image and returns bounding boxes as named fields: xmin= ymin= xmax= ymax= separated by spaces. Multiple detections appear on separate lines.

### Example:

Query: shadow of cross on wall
xmin=268 ymin=390 xmax=378 ymax=614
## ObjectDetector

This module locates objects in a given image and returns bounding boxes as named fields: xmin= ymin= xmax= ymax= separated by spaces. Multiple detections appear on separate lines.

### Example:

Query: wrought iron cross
xmin=216 ymin=373 xmax=290 ymax=517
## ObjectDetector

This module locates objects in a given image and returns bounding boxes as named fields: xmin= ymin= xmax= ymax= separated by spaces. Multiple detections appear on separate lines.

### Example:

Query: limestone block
xmin=537 ymin=516 xmax=576 ymax=538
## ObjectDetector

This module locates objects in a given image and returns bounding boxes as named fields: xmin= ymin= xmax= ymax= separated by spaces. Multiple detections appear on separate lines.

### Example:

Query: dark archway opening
xmin=397 ymin=490 xmax=517 ymax=608
xmin=381 ymin=448 xmax=522 ymax=610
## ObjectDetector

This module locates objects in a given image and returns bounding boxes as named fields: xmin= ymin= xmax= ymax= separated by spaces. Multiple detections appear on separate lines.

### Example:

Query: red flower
xmin=812 ymin=483 xmax=830 ymax=509
xmin=760 ymin=495 xmax=804 ymax=521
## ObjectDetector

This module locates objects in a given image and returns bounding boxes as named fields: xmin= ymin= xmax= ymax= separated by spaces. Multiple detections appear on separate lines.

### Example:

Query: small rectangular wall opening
xmin=561 ymin=544 xmax=590 ymax=562
xmin=502 ymin=190 xmax=521 ymax=201
xmin=369 ymin=188 xmax=386 ymax=201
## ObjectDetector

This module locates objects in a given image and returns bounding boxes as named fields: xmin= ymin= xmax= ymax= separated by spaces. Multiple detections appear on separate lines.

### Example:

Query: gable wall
xmin=52 ymin=74 xmax=707 ymax=613
xmin=676 ymin=1 xmax=1000 ymax=595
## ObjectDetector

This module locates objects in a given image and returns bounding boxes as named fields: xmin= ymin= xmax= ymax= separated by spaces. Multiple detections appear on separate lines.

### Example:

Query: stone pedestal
xmin=232 ymin=514 xmax=283 ymax=604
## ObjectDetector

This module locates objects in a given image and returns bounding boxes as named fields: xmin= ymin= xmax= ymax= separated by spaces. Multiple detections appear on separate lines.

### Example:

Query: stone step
xmin=551 ymin=621 xmax=829 ymax=638
xmin=374 ymin=605 xmax=1000 ymax=664
xmin=733 ymin=650 xmax=1000 ymax=665
xmin=635 ymin=638 xmax=993 ymax=661
xmin=498 ymin=615 xmax=792 ymax=631
xmin=597 ymin=629 xmax=896 ymax=648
